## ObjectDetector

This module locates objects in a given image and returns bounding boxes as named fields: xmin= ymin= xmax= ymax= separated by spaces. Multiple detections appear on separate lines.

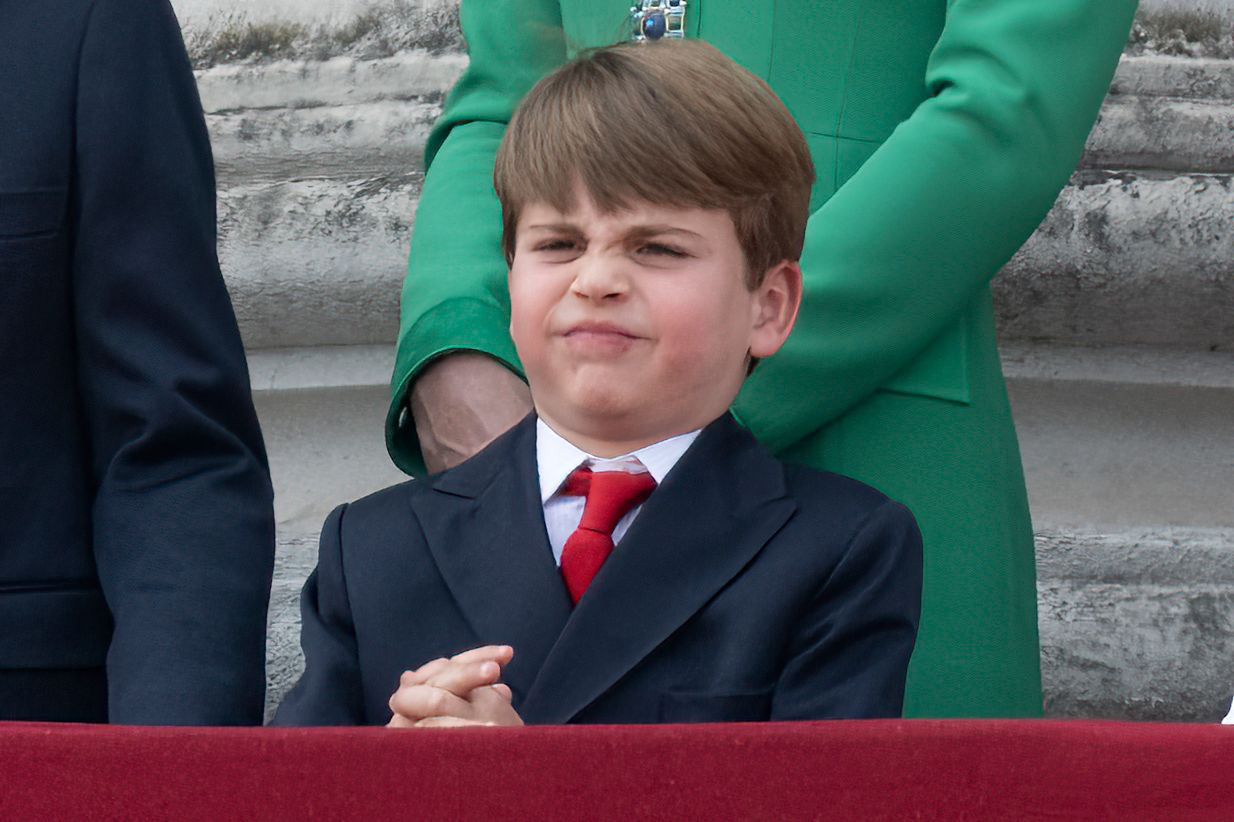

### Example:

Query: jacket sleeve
xmin=733 ymin=0 xmax=1137 ymax=451
xmin=72 ymin=0 xmax=275 ymax=725
xmin=386 ymin=0 xmax=567 ymax=476
xmin=271 ymin=506 xmax=366 ymax=726
xmin=771 ymin=501 xmax=923 ymax=720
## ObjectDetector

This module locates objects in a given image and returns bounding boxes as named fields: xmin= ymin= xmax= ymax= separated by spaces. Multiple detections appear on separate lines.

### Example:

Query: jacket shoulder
xmin=780 ymin=461 xmax=905 ymax=527
xmin=339 ymin=478 xmax=425 ymax=529
xmin=776 ymin=462 xmax=922 ymax=599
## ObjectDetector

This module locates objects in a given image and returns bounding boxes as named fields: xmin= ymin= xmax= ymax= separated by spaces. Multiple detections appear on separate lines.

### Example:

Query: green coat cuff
xmin=386 ymin=298 xmax=525 ymax=476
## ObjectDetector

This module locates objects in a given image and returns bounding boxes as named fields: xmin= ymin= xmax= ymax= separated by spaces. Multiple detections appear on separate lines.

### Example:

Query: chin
xmin=567 ymin=385 xmax=638 ymax=420
xmin=537 ymin=381 xmax=635 ymax=429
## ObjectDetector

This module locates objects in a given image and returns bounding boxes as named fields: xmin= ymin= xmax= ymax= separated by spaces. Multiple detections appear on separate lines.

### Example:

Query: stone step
xmin=1085 ymin=94 xmax=1234 ymax=173
xmin=220 ymin=176 xmax=414 ymax=349
xmin=1107 ymin=55 xmax=1234 ymax=100
xmin=177 ymin=0 xmax=465 ymax=71
xmin=1002 ymin=341 xmax=1234 ymax=530
xmin=195 ymin=53 xmax=1234 ymax=116
xmin=248 ymin=345 xmax=404 ymax=528
xmin=210 ymin=100 xmax=439 ymax=183
xmin=1036 ymin=527 xmax=1234 ymax=722
xmin=199 ymin=54 xmax=1234 ymax=180
xmin=217 ymin=168 xmax=1234 ymax=351
xmin=198 ymin=50 xmax=465 ymax=113
xmin=207 ymin=81 xmax=1232 ymax=182
xmin=993 ymin=171 xmax=1233 ymax=350
xmin=262 ymin=522 xmax=1234 ymax=722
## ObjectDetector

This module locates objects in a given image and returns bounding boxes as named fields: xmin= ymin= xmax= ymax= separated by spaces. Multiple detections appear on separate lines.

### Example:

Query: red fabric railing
xmin=2 ymin=720 xmax=1232 ymax=820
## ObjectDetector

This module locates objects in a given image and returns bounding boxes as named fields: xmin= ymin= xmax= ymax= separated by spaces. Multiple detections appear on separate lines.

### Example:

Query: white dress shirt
xmin=536 ymin=418 xmax=700 ymax=565
xmin=1223 ymin=694 xmax=1233 ymax=725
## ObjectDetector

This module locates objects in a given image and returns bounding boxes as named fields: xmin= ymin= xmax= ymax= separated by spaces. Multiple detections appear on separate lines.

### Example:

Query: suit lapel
xmin=520 ymin=414 xmax=797 ymax=724
xmin=408 ymin=415 xmax=572 ymax=705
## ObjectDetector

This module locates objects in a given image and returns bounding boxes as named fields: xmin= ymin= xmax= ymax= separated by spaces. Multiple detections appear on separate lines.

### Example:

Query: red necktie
xmin=559 ymin=466 xmax=657 ymax=604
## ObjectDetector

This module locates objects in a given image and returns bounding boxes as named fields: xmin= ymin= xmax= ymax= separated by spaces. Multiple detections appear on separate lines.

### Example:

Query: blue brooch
xmin=630 ymin=0 xmax=687 ymax=41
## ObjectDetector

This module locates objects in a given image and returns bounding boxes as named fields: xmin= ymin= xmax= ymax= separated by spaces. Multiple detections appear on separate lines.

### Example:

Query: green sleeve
xmin=386 ymin=0 xmax=567 ymax=475
xmin=733 ymin=0 xmax=1137 ymax=451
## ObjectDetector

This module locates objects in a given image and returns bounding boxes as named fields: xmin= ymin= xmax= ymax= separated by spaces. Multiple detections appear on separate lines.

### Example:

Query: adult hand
xmin=410 ymin=352 xmax=534 ymax=474
xmin=387 ymin=645 xmax=523 ymax=728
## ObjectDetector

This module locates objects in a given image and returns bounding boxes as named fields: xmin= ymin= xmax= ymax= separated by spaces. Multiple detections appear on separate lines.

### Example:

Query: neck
xmin=536 ymin=410 xmax=705 ymax=458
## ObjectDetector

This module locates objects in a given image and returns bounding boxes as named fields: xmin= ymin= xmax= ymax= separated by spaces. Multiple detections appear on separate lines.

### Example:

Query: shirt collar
xmin=536 ymin=417 xmax=701 ymax=504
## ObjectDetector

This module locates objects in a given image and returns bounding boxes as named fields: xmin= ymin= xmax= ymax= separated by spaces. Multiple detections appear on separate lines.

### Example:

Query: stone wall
xmin=169 ymin=1 xmax=1234 ymax=722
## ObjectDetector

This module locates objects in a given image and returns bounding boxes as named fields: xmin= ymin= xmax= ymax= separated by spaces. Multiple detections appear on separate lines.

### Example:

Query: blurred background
xmin=168 ymin=0 xmax=1234 ymax=721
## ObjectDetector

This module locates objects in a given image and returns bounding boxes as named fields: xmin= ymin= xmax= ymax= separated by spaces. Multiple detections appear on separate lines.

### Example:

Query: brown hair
xmin=494 ymin=40 xmax=815 ymax=287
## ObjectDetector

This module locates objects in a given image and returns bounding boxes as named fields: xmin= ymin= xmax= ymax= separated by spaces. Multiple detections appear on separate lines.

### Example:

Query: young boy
xmin=274 ymin=41 xmax=922 ymax=727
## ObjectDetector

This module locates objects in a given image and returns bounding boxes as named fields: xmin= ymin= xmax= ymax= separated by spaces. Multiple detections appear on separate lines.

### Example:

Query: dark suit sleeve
xmin=771 ymin=501 xmax=923 ymax=720
xmin=271 ymin=505 xmax=366 ymax=726
xmin=71 ymin=0 xmax=274 ymax=724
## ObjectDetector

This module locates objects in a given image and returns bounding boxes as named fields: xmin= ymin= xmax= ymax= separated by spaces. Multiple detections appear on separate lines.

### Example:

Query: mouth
xmin=560 ymin=322 xmax=644 ymax=355
xmin=564 ymin=321 xmax=640 ymax=339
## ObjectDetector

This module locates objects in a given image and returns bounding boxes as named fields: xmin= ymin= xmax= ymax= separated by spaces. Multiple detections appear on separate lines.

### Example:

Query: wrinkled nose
xmin=570 ymin=253 xmax=629 ymax=302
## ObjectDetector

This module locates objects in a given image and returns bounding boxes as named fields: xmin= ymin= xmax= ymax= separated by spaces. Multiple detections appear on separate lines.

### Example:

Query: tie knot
xmin=562 ymin=466 xmax=657 ymax=535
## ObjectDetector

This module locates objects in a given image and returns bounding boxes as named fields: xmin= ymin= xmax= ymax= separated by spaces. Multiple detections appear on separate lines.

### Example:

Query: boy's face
xmin=509 ymin=186 xmax=800 ymax=452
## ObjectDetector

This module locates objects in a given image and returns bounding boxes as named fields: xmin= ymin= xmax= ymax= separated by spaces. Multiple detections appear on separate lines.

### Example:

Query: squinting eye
xmin=638 ymin=243 xmax=688 ymax=258
xmin=535 ymin=240 xmax=577 ymax=252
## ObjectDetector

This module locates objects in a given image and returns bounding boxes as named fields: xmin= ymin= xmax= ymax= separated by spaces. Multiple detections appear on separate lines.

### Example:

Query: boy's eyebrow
xmin=524 ymin=222 xmax=704 ymax=240
xmin=524 ymin=223 xmax=582 ymax=233
xmin=624 ymin=225 xmax=705 ymax=241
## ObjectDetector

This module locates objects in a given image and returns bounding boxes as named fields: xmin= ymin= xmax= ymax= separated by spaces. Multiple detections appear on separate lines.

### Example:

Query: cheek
xmin=508 ymin=267 xmax=554 ymax=347
xmin=508 ymin=286 xmax=533 ymax=342
xmin=650 ymin=287 xmax=750 ymax=372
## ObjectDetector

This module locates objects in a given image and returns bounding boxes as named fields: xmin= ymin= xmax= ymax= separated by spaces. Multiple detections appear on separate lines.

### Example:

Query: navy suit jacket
xmin=0 ymin=0 xmax=274 ymax=723
xmin=275 ymin=413 xmax=921 ymax=725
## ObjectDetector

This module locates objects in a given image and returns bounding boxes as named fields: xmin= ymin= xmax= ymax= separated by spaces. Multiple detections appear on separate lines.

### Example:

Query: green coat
xmin=387 ymin=0 xmax=1136 ymax=717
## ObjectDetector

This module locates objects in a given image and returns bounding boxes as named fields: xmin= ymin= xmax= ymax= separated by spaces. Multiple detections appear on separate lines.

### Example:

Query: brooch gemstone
xmin=642 ymin=11 xmax=667 ymax=40
xmin=630 ymin=0 xmax=686 ymax=42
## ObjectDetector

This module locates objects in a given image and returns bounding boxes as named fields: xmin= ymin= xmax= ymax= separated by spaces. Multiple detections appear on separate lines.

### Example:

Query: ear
xmin=747 ymin=260 xmax=803 ymax=360
xmin=508 ymin=265 xmax=517 ymax=338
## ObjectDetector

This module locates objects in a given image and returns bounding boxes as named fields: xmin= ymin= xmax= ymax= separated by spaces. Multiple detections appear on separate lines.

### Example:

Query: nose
xmin=570 ymin=252 xmax=629 ymax=303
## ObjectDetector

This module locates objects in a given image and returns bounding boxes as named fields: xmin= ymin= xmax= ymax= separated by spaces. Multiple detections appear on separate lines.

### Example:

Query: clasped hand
xmin=387 ymin=645 xmax=524 ymax=728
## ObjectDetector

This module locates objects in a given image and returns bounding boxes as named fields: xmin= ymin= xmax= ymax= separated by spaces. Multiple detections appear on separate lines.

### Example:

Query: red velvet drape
xmin=2 ymin=720 xmax=1232 ymax=820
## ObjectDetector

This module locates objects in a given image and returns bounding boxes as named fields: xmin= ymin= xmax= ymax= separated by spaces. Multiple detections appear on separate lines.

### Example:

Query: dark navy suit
xmin=0 ymin=0 xmax=274 ymax=724
xmin=275 ymin=414 xmax=921 ymax=725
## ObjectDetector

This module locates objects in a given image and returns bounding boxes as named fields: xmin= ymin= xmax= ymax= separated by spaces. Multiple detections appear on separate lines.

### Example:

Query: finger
xmin=449 ymin=645 xmax=514 ymax=666
xmin=389 ymin=684 xmax=473 ymax=722
xmin=425 ymin=660 xmax=503 ymax=697
xmin=490 ymin=683 xmax=513 ymax=702
xmin=470 ymin=684 xmax=511 ymax=706
xmin=413 ymin=716 xmax=495 ymax=728
xmin=386 ymin=713 xmax=417 ymax=729
xmin=468 ymin=686 xmax=525 ymax=727
xmin=402 ymin=648 xmax=512 ymax=690
xmin=402 ymin=657 xmax=450 ymax=687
